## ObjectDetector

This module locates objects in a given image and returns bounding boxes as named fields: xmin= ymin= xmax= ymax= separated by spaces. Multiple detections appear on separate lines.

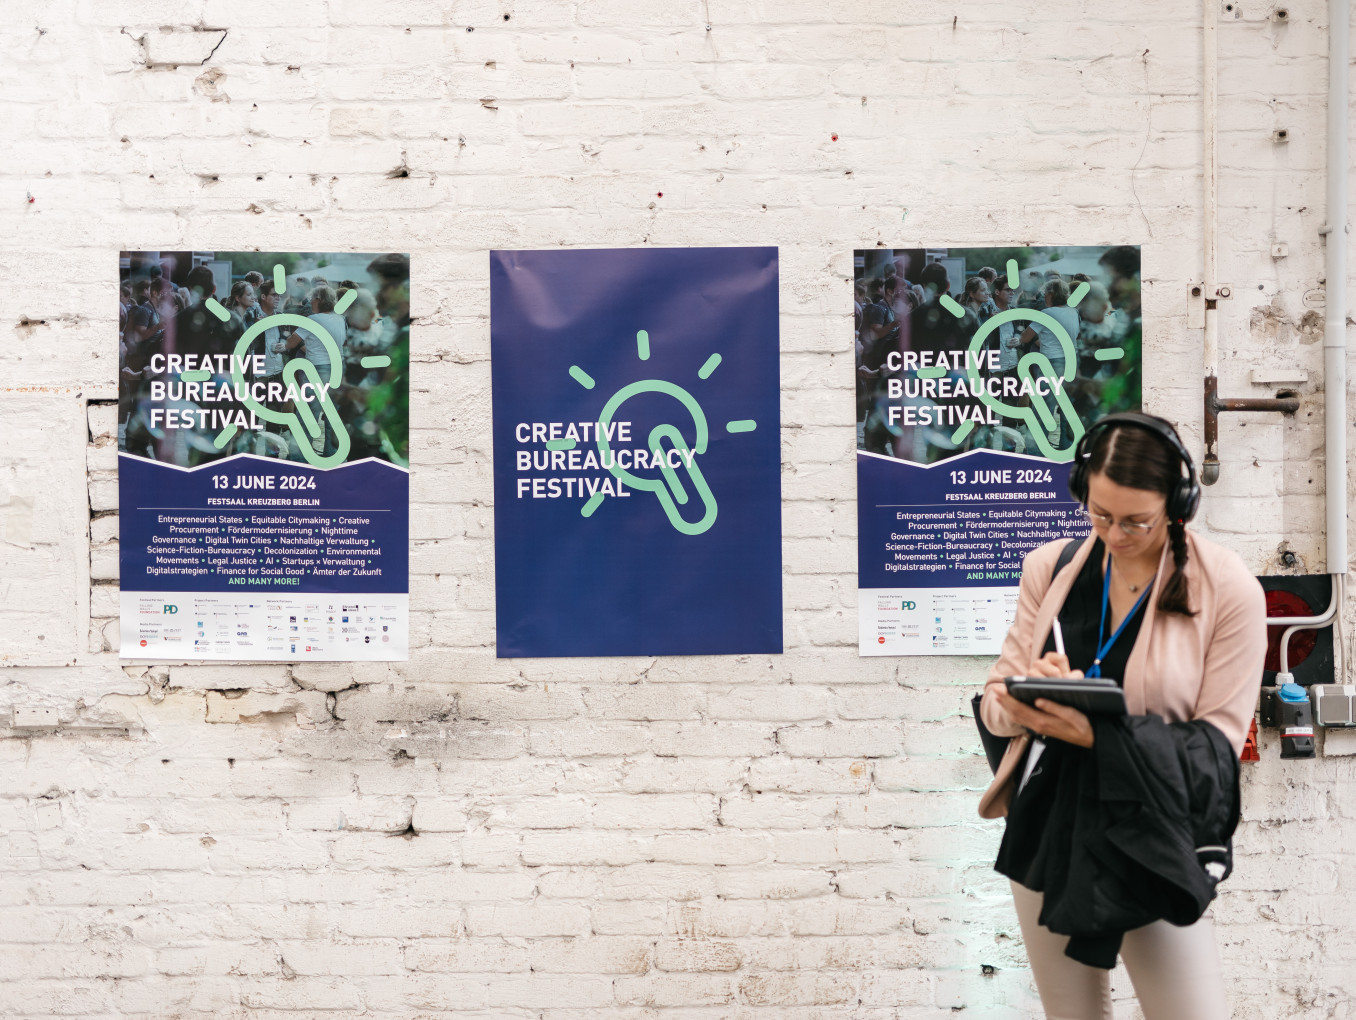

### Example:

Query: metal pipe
xmin=1325 ymin=0 xmax=1349 ymax=576
xmin=1202 ymin=0 xmax=1220 ymax=484
xmin=1211 ymin=396 xmax=1301 ymax=414
xmin=1202 ymin=371 xmax=1300 ymax=486
xmin=1199 ymin=3 xmax=1300 ymax=484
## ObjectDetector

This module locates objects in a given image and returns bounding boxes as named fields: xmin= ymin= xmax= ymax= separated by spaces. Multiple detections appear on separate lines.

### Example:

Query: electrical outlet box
xmin=1311 ymin=684 xmax=1356 ymax=727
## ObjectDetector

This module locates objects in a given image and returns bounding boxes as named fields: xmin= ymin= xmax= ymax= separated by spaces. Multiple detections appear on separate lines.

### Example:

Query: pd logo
xmin=162 ymin=604 xmax=178 ymax=615
xmin=900 ymin=601 xmax=917 ymax=611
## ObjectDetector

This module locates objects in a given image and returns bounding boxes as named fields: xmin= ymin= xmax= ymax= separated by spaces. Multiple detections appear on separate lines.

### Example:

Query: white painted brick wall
xmin=2 ymin=1 xmax=1355 ymax=1016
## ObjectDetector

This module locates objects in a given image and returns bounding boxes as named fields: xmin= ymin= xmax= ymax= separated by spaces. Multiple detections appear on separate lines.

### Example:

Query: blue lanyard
xmin=1086 ymin=556 xmax=1153 ymax=679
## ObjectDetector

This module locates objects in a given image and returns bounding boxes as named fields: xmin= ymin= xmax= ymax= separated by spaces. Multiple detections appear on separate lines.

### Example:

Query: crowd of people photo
xmin=854 ymin=246 xmax=1143 ymax=464
xmin=118 ymin=251 xmax=410 ymax=468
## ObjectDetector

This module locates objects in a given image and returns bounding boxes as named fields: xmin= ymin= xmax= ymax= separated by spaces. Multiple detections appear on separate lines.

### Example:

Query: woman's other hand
xmin=994 ymin=689 xmax=1095 ymax=748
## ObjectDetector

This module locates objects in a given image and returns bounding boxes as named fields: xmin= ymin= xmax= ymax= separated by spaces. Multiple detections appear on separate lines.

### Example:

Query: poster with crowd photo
xmin=117 ymin=251 xmax=411 ymax=661
xmin=854 ymin=245 xmax=1142 ymax=656
xmin=490 ymin=247 xmax=782 ymax=657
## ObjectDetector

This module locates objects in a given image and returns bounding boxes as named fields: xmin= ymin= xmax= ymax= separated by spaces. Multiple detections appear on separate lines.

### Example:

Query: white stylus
xmin=1051 ymin=618 xmax=1066 ymax=658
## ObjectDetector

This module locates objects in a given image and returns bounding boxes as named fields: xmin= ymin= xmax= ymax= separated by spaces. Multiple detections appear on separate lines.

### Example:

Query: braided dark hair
xmin=1163 ymin=519 xmax=1194 ymax=616
xmin=1086 ymin=425 xmax=1196 ymax=616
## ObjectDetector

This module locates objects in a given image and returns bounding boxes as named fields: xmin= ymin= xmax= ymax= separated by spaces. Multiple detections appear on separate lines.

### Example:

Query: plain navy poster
xmin=490 ymin=247 xmax=783 ymax=657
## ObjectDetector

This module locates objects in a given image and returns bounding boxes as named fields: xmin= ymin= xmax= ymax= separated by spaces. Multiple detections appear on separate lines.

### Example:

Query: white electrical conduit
xmin=1325 ymin=0 xmax=1349 ymax=585
xmin=1277 ymin=576 xmax=1346 ymax=677
xmin=1274 ymin=575 xmax=1342 ymax=675
xmin=1278 ymin=0 xmax=1351 ymax=680
xmin=1328 ymin=0 xmax=1349 ymax=683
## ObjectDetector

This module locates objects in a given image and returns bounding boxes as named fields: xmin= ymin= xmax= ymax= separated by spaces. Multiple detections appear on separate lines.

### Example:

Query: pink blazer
xmin=977 ymin=530 xmax=1267 ymax=820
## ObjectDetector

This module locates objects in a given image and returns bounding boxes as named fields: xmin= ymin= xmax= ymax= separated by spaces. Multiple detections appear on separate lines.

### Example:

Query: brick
xmin=613 ymin=972 xmax=737 ymax=1007
xmin=204 ymin=690 xmax=330 ymax=726
xmin=776 ymin=721 xmax=904 ymax=758
xmin=463 ymin=903 xmax=590 ymax=937
xmin=589 ymin=899 xmax=667 ymax=935
xmin=403 ymin=938 xmax=530 ymax=973
xmin=528 ymin=935 xmax=652 ymax=974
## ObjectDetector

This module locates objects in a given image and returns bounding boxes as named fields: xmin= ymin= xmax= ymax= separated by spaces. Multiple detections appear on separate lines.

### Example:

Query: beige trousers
xmin=1010 ymin=881 xmax=1230 ymax=1020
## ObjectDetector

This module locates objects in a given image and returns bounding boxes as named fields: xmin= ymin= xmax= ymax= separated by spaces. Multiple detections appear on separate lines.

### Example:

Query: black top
xmin=995 ymin=538 xmax=1150 ymax=887
xmin=1039 ymin=537 xmax=1148 ymax=680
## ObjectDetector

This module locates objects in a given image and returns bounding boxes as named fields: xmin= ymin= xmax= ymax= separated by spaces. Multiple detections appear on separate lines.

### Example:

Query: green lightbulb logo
xmin=934 ymin=259 xmax=1126 ymax=462
xmin=198 ymin=263 xmax=392 ymax=467
xmin=553 ymin=330 xmax=756 ymax=536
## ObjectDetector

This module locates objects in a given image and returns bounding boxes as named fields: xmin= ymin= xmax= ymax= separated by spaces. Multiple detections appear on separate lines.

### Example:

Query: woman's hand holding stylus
xmin=1026 ymin=650 xmax=1079 ymax=679
xmin=995 ymin=651 xmax=1096 ymax=748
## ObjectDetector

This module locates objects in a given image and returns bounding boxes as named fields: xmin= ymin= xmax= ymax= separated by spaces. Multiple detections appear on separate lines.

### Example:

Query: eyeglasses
xmin=1081 ymin=508 xmax=1163 ymax=536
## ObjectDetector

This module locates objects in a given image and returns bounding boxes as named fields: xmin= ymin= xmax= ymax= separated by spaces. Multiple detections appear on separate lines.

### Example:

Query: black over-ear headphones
xmin=1067 ymin=412 xmax=1201 ymax=523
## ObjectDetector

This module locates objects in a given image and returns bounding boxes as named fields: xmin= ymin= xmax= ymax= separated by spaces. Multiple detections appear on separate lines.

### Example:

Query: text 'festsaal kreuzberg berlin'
xmin=883 ymin=349 xmax=1066 ymax=427
xmin=515 ymin=420 xmax=693 ymax=500
xmin=143 ymin=353 xmax=328 ymax=431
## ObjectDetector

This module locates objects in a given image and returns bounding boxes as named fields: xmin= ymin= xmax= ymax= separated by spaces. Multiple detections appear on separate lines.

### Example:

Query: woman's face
xmin=1085 ymin=471 xmax=1168 ymax=559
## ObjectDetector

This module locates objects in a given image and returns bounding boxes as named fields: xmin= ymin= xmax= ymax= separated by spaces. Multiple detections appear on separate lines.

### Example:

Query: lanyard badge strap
xmin=1086 ymin=557 xmax=1153 ymax=679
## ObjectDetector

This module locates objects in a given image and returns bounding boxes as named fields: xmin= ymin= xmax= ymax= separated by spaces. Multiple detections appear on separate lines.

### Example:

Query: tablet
xmin=1003 ymin=676 xmax=1127 ymax=716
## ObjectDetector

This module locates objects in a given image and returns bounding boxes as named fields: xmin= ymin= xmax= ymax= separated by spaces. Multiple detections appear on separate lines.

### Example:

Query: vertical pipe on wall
xmin=1275 ymin=0 xmax=1350 ymax=682
xmin=1326 ymin=0 xmax=1349 ymax=578
xmin=1201 ymin=0 xmax=1222 ymax=483
xmin=1202 ymin=0 xmax=1218 ymax=337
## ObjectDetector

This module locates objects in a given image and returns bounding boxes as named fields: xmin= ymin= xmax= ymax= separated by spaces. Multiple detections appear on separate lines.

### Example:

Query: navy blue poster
xmin=853 ymin=246 xmax=1142 ymax=655
xmin=491 ymin=247 xmax=782 ymax=657
xmin=118 ymin=251 xmax=410 ymax=661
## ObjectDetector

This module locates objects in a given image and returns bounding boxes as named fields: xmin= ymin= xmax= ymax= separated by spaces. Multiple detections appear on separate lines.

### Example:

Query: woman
xmin=1075 ymin=282 xmax=1124 ymax=380
xmin=978 ymin=413 xmax=1265 ymax=1020
xmin=287 ymin=284 xmax=346 ymax=455
xmin=889 ymin=271 xmax=918 ymax=321
xmin=149 ymin=277 xmax=176 ymax=345
xmin=961 ymin=275 xmax=992 ymax=320
xmin=1018 ymin=278 xmax=1079 ymax=372
xmin=339 ymin=286 xmax=383 ymax=385
xmin=253 ymin=279 xmax=290 ymax=426
xmin=223 ymin=280 xmax=257 ymax=330
xmin=1016 ymin=279 xmax=1080 ymax=447
xmin=989 ymin=276 xmax=1025 ymax=398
